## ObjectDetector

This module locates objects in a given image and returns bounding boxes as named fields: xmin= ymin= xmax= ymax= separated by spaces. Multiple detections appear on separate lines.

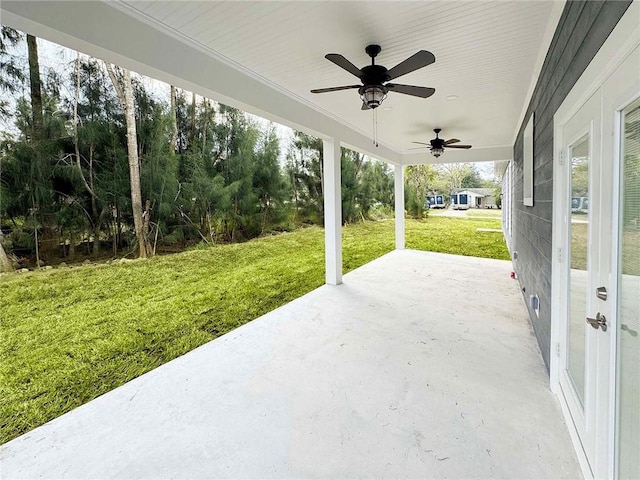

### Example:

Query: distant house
xmin=426 ymin=194 xmax=446 ymax=209
xmin=451 ymin=188 xmax=498 ymax=208
xmin=571 ymin=196 xmax=589 ymax=214
xmin=450 ymin=192 xmax=470 ymax=210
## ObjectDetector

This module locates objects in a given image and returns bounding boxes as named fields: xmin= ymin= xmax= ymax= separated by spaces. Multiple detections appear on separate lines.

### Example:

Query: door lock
xmin=596 ymin=286 xmax=608 ymax=301
xmin=586 ymin=312 xmax=607 ymax=332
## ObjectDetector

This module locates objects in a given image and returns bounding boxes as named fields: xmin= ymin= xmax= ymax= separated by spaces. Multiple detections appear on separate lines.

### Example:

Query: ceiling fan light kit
xmin=431 ymin=146 xmax=445 ymax=158
xmin=359 ymin=85 xmax=388 ymax=109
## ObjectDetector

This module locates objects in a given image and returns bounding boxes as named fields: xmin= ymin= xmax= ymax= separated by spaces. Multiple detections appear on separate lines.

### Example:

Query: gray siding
xmin=511 ymin=0 xmax=631 ymax=371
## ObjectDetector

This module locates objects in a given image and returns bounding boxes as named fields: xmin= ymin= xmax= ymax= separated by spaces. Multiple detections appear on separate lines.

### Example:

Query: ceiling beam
xmin=1 ymin=0 xmax=401 ymax=165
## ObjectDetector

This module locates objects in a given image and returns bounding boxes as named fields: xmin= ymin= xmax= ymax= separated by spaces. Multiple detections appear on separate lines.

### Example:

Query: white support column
xmin=394 ymin=164 xmax=405 ymax=250
xmin=323 ymin=138 xmax=342 ymax=285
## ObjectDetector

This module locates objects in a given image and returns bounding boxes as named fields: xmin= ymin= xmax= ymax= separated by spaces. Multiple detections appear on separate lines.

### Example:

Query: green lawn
xmin=406 ymin=216 xmax=508 ymax=259
xmin=0 ymin=217 xmax=508 ymax=444
xmin=571 ymin=221 xmax=640 ymax=275
xmin=571 ymin=222 xmax=588 ymax=271
xmin=467 ymin=209 xmax=502 ymax=218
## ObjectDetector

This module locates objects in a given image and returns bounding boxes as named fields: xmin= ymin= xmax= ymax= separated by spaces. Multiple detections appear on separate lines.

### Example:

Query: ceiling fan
xmin=311 ymin=44 xmax=436 ymax=110
xmin=412 ymin=128 xmax=472 ymax=158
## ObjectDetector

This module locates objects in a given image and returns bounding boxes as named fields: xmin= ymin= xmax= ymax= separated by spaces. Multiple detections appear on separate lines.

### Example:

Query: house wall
xmin=457 ymin=191 xmax=480 ymax=207
xmin=511 ymin=0 xmax=632 ymax=371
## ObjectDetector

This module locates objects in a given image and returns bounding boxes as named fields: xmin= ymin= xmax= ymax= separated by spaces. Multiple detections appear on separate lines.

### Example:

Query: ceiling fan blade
xmin=311 ymin=85 xmax=361 ymax=94
xmin=325 ymin=54 xmax=363 ymax=78
xmin=361 ymin=102 xmax=371 ymax=110
xmin=443 ymin=144 xmax=472 ymax=149
xmin=412 ymin=141 xmax=431 ymax=146
xmin=386 ymin=50 xmax=436 ymax=80
xmin=387 ymin=84 xmax=435 ymax=98
xmin=444 ymin=138 xmax=460 ymax=145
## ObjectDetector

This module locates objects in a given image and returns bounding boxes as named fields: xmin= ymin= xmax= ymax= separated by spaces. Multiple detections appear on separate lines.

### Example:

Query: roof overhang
xmin=0 ymin=1 xmax=563 ymax=167
xmin=1 ymin=0 xmax=401 ymax=163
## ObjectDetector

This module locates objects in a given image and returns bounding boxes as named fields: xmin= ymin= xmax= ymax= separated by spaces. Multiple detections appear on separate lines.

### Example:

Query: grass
xmin=622 ymin=229 xmax=640 ymax=275
xmin=467 ymin=210 xmax=502 ymax=218
xmin=571 ymin=222 xmax=588 ymax=270
xmin=407 ymin=216 xmax=509 ymax=259
xmin=571 ymin=221 xmax=640 ymax=274
xmin=0 ymin=217 xmax=508 ymax=444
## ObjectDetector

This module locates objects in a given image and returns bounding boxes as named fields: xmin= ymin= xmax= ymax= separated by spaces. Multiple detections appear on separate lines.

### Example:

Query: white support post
xmin=394 ymin=164 xmax=405 ymax=250
xmin=323 ymin=138 xmax=342 ymax=285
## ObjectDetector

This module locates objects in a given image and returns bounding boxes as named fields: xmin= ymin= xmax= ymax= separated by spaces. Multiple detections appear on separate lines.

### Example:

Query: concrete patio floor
xmin=0 ymin=250 xmax=581 ymax=479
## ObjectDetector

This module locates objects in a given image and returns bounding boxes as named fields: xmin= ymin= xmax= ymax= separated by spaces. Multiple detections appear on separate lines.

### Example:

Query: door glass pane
xmin=568 ymin=136 xmax=589 ymax=407
xmin=617 ymin=100 xmax=640 ymax=480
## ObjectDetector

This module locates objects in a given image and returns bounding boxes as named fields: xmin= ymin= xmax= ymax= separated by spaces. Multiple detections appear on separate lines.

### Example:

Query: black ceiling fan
xmin=412 ymin=129 xmax=472 ymax=158
xmin=311 ymin=44 xmax=436 ymax=110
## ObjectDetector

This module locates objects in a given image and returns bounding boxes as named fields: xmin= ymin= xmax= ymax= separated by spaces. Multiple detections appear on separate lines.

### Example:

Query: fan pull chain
xmin=372 ymin=109 xmax=379 ymax=147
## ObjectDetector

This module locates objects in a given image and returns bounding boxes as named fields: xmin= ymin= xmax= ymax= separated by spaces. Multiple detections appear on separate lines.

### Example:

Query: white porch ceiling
xmin=1 ymin=1 xmax=562 ymax=165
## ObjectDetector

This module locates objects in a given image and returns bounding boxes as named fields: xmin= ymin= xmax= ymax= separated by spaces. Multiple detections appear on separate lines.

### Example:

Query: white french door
xmin=557 ymin=90 xmax=610 ymax=478
xmin=604 ymin=46 xmax=639 ymax=480
xmin=554 ymin=41 xmax=639 ymax=480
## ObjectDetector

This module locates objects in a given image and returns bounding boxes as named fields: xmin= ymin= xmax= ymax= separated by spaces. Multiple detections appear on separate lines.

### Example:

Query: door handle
xmin=586 ymin=312 xmax=607 ymax=332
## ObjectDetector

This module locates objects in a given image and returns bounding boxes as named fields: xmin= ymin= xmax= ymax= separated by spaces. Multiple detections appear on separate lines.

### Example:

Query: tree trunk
xmin=116 ymin=204 xmax=122 ymax=251
xmin=26 ymin=34 xmax=51 ymax=263
xmin=31 ymin=202 xmax=41 ymax=268
xmin=106 ymin=64 xmax=147 ymax=258
xmin=0 ymin=232 xmax=14 ymax=273
xmin=292 ymin=158 xmax=299 ymax=223
xmin=122 ymin=69 xmax=147 ymax=258
xmin=72 ymin=54 xmax=102 ymax=258
xmin=27 ymin=34 xmax=43 ymax=142
xmin=90 ymin=145 xmax=102 ymax=258
xmin=170 ymin=85 xmax=178 ymax=150
xmin=111 ymin=205 xmax=118 ymax=256
xmin=142 ymin=199 xmax=153 ymax=257
xmin=201 ymin=99 xmax=208 ymax=155
xmin=190 ymin=92 xmax=196 ymax=141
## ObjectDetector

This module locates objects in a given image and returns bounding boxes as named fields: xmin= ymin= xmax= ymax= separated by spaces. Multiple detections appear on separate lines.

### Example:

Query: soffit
xmin=121 ymin=1 xmax=556 ymax=158
xmin=1 ymin=1 xmax=560 ymax=164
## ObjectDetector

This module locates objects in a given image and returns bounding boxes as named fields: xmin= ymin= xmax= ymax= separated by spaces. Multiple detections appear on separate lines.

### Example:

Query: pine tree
xmin=253 ymin=125 xmax=286 ymax=233
xmin=106 ymin=64 xmax=150 ymax=257
xmin=285 ymin=131 xmax=323 ymax=225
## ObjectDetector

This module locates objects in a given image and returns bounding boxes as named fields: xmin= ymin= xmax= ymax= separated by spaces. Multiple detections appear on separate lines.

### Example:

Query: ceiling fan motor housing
xmin=360 ymin=65 xmax=390 ymax=84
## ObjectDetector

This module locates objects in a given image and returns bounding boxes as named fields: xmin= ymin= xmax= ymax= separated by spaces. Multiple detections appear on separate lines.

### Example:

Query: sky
xmin=476 ymin=161 xmax=497 ymax=181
